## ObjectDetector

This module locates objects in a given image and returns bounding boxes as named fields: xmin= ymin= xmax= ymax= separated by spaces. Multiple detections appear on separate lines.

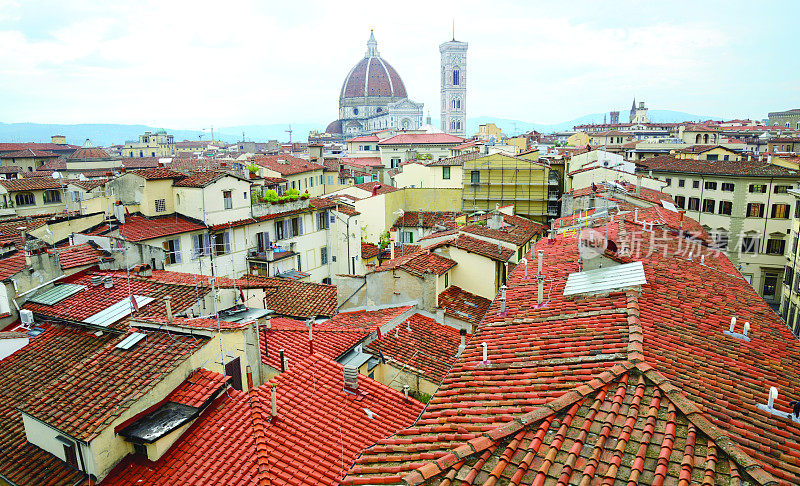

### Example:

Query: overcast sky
xmin=1 ymin=0 xmax=798 ymax=129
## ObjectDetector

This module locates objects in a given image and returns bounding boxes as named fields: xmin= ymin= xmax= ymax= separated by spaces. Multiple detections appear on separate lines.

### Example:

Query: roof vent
xmin=480 ymin=342 xmax=489 ymax=364
xmin=724 ymin=316 xmax=751 ymax=341
xmin=402 ymin=385 xmax=409 ymax=400
xmin=19 ymin=309 xmax=34 ymax=329
xmin=497 ymin=285 xmax=507 ymax=316
xmin=757 ymin=386 xmax=800 ymax=423
xmin=91 ymin=275 xmax=103 ymax=287
xmin=343 ymin=365 xmax=359 ymax=392
xmin=103 ymin=276 xmax=113 ymax=288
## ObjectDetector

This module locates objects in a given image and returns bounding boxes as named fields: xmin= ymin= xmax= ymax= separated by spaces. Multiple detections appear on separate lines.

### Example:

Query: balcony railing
xmin=251 ymin=199 xmax=310 ymax=218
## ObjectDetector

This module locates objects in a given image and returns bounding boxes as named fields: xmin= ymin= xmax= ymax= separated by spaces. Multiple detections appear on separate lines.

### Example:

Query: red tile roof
xmin=379 ymin=133 xmax=465 ymax=145
xmin=347 ymin=135 xmax=380 ymax=143
xmin=0 ymin=142 xmax=79 ymax=153
xmin=120 ymin=157 xmax=161 ymax=169
xmin=437 ymin=234 xmax=515 ymax=262
xmin=23 ymin=270 xmax=210 ymax=332
xmin=361 ymin=242 xmax=379 ymax=259
xmin=340 ymin=156 xmax=384 ymax=167
xmin=67 ymin=178 xmax=107 ymax=191
xmin=392 ymin=211 xmax=462 ymax=229
xmin=353 ymin=180 xmax=398 ymax=195
xmin=320 ymin=306 xmax=412 ymax=333
xmin=638 ymin=154 xmax=800 ymax=177
xmin=118 ymin=214 xmax=206 ymax=242
xmin=426 ymin=151 xmax=484 ymax=166
xmin=260 ymin=317 xmax=368 ymax=370
xmin=436 ymin=285 xmax=491 ymax=325
xmin=16 ymin=325 xmax=204 ymax=442
xmin=172 ymin=170 xmax=233 ymax=187
xmin=460 ymin=213 xmax=545 ymax=246
xmin=377 ymin=251 xmax=456 ymax=276
xmin=0 ymin=253 xmax=27 ymax=280
xmin=49 ymin=243 xmax=108 ymax=269
xmin=365 ymin=313 xmax=469 ymax=382
xmin=67 ymin=146 xmax=112 ymax=160
xmin=0 ymin=177 xmax=63 ymax=191
xmin=240 ymin=275 xmax=337 ymax=319
xmin=344 ymin=213 xmax=800 ymax=485
xmin=104 ymin=354 xmax=423 ymax=486
xmin=166 ymin=368 xmax=229 ymax=408
xmin=254 ymin=154 xmax=324 ymax=175
xmin=130 ymin=167 xmax=185 ymax=180
xmin=0 ymin=148 xmax=60 ymax=158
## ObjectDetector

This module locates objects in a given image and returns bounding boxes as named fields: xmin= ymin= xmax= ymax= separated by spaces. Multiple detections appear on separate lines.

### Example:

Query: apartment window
xmin=678 ymin=179 xmax=685 ymax=188
xmin=766 ymin=238 xmax=786 ymax=255
xmin=721 ymin=182 xmax=735 ymax=192
xmin=442 ymin=166 xmax=451 ymax=180
xmin=718 ymin=201 xmax=732 ymax=215
xmin=740 ymin=237 xmax=760 ymax=254
xmin=704 ymin=181 xmax=717 ymax=190
xmin=775 ymin=185 xmax=791 ymax=194
xmin=15 ymin=192 xmax=35 ymax=206
xmin=785 ymin=266 xmax=794 ymax=286
xmin=275 ymin=220 xmax=285 ymax=240
xmin=212 ymin=232 xmax=230 ymax=255
xmin=470 ymin=170 xmax=480 ymax=185
xmin=290 ymin=216 xmax=303 ymax=236
xmin=444 ymin=271 xmax=449 ymax=288
xmin=317 ymin=211 xmax=329 ymax=230
xmin=223 ymin=190 xmax=232 ymax=209
xmin=401 ymin=231 xmax=414 ymax=243
xmin=320 ymin=246 xmax=328 ymax=265
xmin=163 ymin=238 xmax=182 ymax=265
xmin=291 ymin=181 xmax=296 ymax=189
xmin=702 ymin=199 xmax=715 ymax=213
xmin=43 ymin=189 xmax=61 ymax=204
xmin=723 ymin=155 xmax=730 ymax=161
xmin=192 ymin=233 xmax=210 ymax=257
xmin=749 ymin=184 xmax=767 ymax=193
xmin=390 ymin=158 xmax=401 ymax=168
xmin=327 ymin=175 xmax=334 ymax=185
xmin=687 ymin=197 xmax=700 ymax=211
xmin=297 ymin=254 xmax=302 ymax=272
xmin=674 ymin=195 xmax=686 ymax=209
xmin=772 ymin=203 xmax=790 ymax=219
xmin=692 ymin=180 xmax=700 ymax=189
xmin=706 ymin=154 xmax=719 ymax=161
xmin=665 ymin=178 xmax=671 ymax=186
xmin=747 ymin=203 xmax=764 ymax=218
xmin=62 ymin=441 xmax=78 ymax=469
xmin=796 ymin=204 xmax=800 ymax=219
xmin=155 ymin=198 xmax=166 ymax=212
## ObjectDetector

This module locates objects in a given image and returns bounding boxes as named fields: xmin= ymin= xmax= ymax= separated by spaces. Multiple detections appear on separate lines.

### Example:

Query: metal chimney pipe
xmin=499 ymin=285 xmax=507 ymax=313
xmin=521 ymin=258 xmax=528 ymax=278
xmin=460 ymin=328 xmax=466 ymax=347
xmin=538 ymin=279 xmax=544 ymax=304
xmin=279 ymin=349 xmax=285 ymax=372
xmin=730 ymin=316 xmax=736 ymax=333
xmin=537 ymin=250 xmax=543 ymax=275
xmin=271 ymin=384 xmax=277 ymax=418
xmin=403 ymin=384 xmax=409 ymax=399
xmin=164 ymin=295 xmax=173 ymax=325
xmin=246 ymin=365 xmax=253 ymax=390
xmin=481 ymin=342 xmax=488 ymax=362
xmin=768 ymin=386 xmax=778 ymax=409
xmin=743 ymin=321 xmax=750 ymax=337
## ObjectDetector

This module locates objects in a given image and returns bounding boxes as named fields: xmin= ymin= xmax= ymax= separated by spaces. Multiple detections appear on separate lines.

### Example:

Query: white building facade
xmin=439 ymin=38 xmax=468 ymax=137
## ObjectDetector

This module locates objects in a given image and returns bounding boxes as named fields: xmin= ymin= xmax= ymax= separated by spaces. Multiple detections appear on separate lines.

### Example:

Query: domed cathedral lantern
xmin=326 ymin=30 xmax=424 ymax=137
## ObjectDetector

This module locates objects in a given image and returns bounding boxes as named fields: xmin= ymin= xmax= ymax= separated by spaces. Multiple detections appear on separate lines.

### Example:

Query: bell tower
xmin=439 ymin=36 xmax=468 ymax=137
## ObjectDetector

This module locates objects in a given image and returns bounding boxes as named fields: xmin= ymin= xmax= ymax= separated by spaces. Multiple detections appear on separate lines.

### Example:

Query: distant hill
xmin=0 ymin=109 xmax=718 ymax=146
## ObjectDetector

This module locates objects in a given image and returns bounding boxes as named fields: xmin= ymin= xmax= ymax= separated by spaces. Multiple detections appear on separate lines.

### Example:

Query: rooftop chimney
xmin=520 ymin=257 xmax=528 ymax=279
xmin=498 ymin=285 xmax=507 ymax=315
xmin=246 ymin=365 xmax=253 ymax=390
xmin=402 ymin=384 xmax=409 ymax=400
xmin=279 ymin=349 xmax=286 ymax=372
xmin=270 ymin=384 xmax=278 ymax=420
xmin=481 ymin=342 xmax=488 ymax=363
xmin=164 ymin=295 xmax=173 ymax=325
xmin=537 ymin=250 xmax=543 ymax=275
xmin=307 ymin=317 xmax=314 ymax=354
xmin=636 ymin=175 xmax=642 ymax=196
xmin=103 ymin=276 xmax=114 ymax=289
xmin=343 ymin=365 xmax=359 ymax=392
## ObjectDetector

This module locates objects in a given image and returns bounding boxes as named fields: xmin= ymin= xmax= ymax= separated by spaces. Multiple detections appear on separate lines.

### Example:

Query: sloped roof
xmin=320 ymin=306 xmax=412 ymax=333
xmin=254 ymin=154 xmax=324 ymax=175
xmin=376 ymin=251 xmax=457 ymax=277
xmin=104 ymin=354 xmax=424 ymax=486
xmin=48 ymin=243 xmax=108 ymax=269
xmin=426 ymin=151 xmax=485 ymax=166
xmin=438 ymin=234 xmax=515 ymax=262
xmin=353 ymin=180 xmax=397 ymax=195
xmin=437 ymin=285 xmax=491 ymax=325
xmin=361 ymin=242 xmax=379 ymax=259
xmin=460 ymin=213 xmax=545 ymax=246
xmin=392 ymin=211 xmax=462 ymax=229
xmin=638 ymin=155 xmax=800 ymax=177
xmin=118 ymin=214 xmax=206 ymax=242
xmin=1 ymin=148 xmax=60 ymax=158
xmin=0 ymin=252 xmax=27 ymax=281
xmin=173 ymin=170 xmax=242 ymax=187
xmin=67 ymin=178 xmax=107 ymax=191
xmin=129 ymin=167 xmax=185 ymax=180
xmin=344 ymin=213 xmax=799 ymax=485
xmin=260 ymin=317 xmax=368 ymax=370
xmin=0 ymin=177 xmax=63 ymax=192
xmin=165 ymin=368 xmax=230 ymax=408
xmin=378 ymin=133 xmax=465 ymax=145
xmin=364 ymin=313 xmax=469 ymax=383
xmin=239 ymin=275 xmax=337 ymax=319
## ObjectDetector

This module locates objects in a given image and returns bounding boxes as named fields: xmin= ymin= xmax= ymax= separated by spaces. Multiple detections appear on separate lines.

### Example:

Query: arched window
xmin=695 ymin=134 xmax=702 ymax=143
xmin=457 ymin=99 xmax=461 ymax=109
xmin=15 ymin=192 xmax=35 ymax=206
xmin=704 ymin=134 xmax=709 ymax=143
xmin=456 ymin=121 xmax=461 ymax=130
xmin=796 ymin=122 xmax=799 ymax=130
xmin=453 ymin=70 xmax=459 ymax=85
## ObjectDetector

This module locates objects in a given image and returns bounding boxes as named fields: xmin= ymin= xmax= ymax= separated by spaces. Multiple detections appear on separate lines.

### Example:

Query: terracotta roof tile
xmin=0 ymin=177 xmax=63 ymax=191
xmin=320 ymin=306 xmax=412 ymax=333
xmin=638 ymin=154 xmax=800 ymax=177
xmin=0 ymin=252 xmax=27 ymax=280
xmin=130 ymin=167 xmax=185 ymax=180
xmin=392 ymin=211 xmax=462 ymax=229
xmin=379 ymin=133 xmax=465 ymax=145
xmin=172 ymin=170 xmax=233 ymax=187
xmin=254 ymin=154 xmax=324 ymax=175
xmin=67 ymin=178 xmax=107 ymax=191
xmin=118 ymin=213 xmax=206 ymax=242
xmin=240 ymin=275 xmax=337 ymax=319
xmin=166 ymin=368 xmax=229 ymax=408
xmin=460 ymin=213 xmax=545 ymax=246
xmin=0 ymin=148 xmax=60 ymax=158
xmin=365 ymin=313 xmax=469 ymax=383
xmin=260 ymin=317 xmax=368 ymax=370
xmin=49 ymin=243 xmax=108 ymax=269
xmin=361 ymin=242 xmax=379 ymax=259
xmin=377 ymin=251 xmax=457 ymax=276
xmin=437 ymin=285 xmax=492 ymax=325
xmin=354 ymin=181 xmax=397 ymax=195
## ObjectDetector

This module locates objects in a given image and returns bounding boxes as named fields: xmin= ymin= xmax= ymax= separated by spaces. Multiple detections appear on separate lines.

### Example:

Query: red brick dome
xmin=339 ymin=31 xmax=407 ymax=100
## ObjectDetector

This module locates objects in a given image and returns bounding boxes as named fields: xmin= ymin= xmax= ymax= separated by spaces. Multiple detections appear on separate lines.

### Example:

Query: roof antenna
xmin=452 ymin=18 xmax=455 ymax=41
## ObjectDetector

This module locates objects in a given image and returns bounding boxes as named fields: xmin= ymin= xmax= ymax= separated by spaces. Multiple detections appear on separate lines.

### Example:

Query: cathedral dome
xmin=340 ymin=31 xmax=407 ymax=100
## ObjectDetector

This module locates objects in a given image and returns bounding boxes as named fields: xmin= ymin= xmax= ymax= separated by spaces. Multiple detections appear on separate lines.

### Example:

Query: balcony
xmin=548 ymin=192 xmax=560 ymax=201
xmin=247 ymin=244 xmax=296 ymax=263
xmin=251 ymin=198 xmax=310 ymax=218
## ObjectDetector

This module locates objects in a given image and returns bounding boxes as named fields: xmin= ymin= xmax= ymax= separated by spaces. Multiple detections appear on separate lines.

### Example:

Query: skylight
xmin=28 ymin=284 xmax=86 ymax=305
xmin=83 ymin=296 xmax=155 ymax=327
xmin=563 ymin=261 xmax=647 ymax=297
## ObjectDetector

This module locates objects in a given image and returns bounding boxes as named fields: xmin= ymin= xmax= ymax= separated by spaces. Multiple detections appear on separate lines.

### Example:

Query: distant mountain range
xmin=0 ymin=109 xmax=718 ymax=147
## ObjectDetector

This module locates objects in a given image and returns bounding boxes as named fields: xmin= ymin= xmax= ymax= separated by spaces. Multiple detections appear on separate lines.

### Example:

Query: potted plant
xmin=247 ymin=164 xmax=259 ymax=179
xmin=286 ymin=188 xmax=300 ymax=202
xmin=299 ymin=192 xmax=310 ymax=200
xmin=265 ymin=189 xmax=279 ymax=205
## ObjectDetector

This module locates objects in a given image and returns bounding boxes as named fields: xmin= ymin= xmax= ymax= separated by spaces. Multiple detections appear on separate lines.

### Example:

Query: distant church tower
xmin=440 ymin=35 xmax=468 ymax=137
xmin=629 ymin=98 xmax=650 ymax=124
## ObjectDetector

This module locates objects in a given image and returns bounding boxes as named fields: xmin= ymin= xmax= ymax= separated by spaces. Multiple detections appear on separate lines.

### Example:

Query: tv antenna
xmin=286 ymin=125 xmax=293 ymax=144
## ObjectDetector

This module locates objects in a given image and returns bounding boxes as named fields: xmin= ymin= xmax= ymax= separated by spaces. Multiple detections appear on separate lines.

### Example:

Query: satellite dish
xmin=52 ymin=171 xmax=61 ymax=179
xmin=78 ymin=174 xmax=87 ymax=181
